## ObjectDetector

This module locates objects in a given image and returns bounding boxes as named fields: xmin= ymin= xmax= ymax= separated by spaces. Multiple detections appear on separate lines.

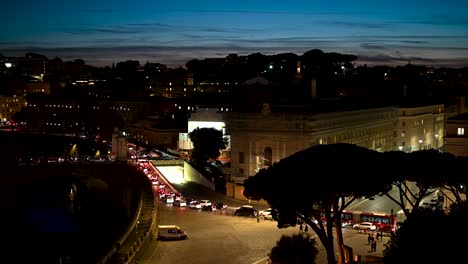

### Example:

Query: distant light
xmin=418 ymin=139 xmax=423 ymax=144
xmin=269 ymin=65 xmax=273 ymax=69
xmin=435 ymin=134 xmax=439 ymax=138
xmin=5 ymin=62 xmax=12 ymax=68
xmin=398 ymin=146 xmax=403 ymax=151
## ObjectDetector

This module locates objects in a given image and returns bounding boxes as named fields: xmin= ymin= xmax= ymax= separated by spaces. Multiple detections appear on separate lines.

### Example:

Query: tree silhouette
xmin=244 ymin=143 xmax=392 ymax=264
xmin=188 ymin=127 xmax=228 ymax=167
xmin=243 ymin=143 xmax=467 ymax=264
xmin=383 ymin=203 xmax=468 ymax=263
xmin=269 ymin=233 xmax=319 ymax=264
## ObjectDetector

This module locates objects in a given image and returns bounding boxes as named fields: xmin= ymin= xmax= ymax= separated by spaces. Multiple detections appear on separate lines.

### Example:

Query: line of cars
xmin=171 ymin=198 xmax=228 ymax=211
xmin=233 ymin=205 xmax=276 ymax=220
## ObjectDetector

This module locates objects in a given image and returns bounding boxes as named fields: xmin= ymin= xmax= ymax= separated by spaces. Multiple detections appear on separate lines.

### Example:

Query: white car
xmin=353 ymin=222 xmax=377 ymax=231
xmin=199 ymin=200 xmax=212 ymax=207
xmin=259 ymin=208 xmax=274 ymax=220
xmin=188 ymin=201 xmax=202 ymax=209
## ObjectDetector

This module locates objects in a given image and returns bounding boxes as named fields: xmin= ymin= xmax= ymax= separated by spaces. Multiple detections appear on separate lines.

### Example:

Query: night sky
xmin=1 ymin=0 xmax=468 ymax=68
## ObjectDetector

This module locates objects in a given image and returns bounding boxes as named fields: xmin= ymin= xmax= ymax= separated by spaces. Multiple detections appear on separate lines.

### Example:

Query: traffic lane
xmin=137 ymin=204 xmax=385 ymax=264
xmin=137 ymin=203 xmax=321 ymax=264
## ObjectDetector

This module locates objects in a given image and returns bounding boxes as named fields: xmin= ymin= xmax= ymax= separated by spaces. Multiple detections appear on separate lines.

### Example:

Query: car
xmin=215 ymin=202 xmax=227 ymax=210
xmin=164 ymin=196 xmax=174 ymax=204
xmin=259 ymin=208 xmax=274 ymax=220
xmin=201 ymin=204 xmax=215 ymax=211
xmin=157 ymin=225 xmax=188 ymax=240
xmin=173 ymin=200 xmax=187 ymax=207
xmin=234 ymin=205 xmax=257 ymax=217
xmin=199 ymin=200 xmax=212 ymax=207
xmin=188 ymin=201 xmax=202 ymax=209
xmin=353 ymin=222 xmax=377 ymax=231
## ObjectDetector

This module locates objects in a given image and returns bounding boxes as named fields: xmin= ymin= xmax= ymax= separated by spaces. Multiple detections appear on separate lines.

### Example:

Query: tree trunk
xmin=326 ymin=220 xmax=336 ymax=264
xmin=333 ymin=200 xmax=345 ymax=264
xmin=325 ymin=235 xmax=336 ymax=264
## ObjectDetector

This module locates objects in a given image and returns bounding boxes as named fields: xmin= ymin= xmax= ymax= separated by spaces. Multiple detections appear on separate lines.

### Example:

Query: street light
xmin=256 ymin=199 xmax=259 ymax=223
xmin=418 ymin=139 xmax=423 ymax=150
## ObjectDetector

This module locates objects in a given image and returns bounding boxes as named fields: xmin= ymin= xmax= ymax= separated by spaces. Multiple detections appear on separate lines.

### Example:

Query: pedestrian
xmin=368 ymin=233 xmax=373 ymax=245
xmin=377 ymin=232 xmax=383 ymax=241
xmin=371 ymin=240 xmax=377 ymax=252
xmin=304 ymin=225 xmax=309 ymax=232
xmin=299 ymin=224 xmax=303 ymax=232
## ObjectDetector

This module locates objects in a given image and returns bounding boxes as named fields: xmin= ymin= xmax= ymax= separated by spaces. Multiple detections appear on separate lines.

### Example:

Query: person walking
xmin=304 ymin=225 xmax=309 ymax=232
xmin=368 ymin=233 xmax=373 ymax=245
xmin=371 ymin=240 xmax=377 ymax=252
xmin=299 ymin=224 xmax=303 ymax=232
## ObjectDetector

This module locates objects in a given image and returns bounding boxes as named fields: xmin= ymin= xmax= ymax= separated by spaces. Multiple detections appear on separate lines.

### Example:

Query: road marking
xmin=251 ymin=256 xmax=269 ymax=264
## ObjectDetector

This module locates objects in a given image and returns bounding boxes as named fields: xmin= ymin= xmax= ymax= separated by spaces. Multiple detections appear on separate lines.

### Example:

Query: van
xmin=157 ymin=225 xmax=188 ymax=240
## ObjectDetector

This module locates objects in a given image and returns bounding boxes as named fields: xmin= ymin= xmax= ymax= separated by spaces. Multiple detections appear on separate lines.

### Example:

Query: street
xmin=135 ymin=202 xmax=388 ymax=264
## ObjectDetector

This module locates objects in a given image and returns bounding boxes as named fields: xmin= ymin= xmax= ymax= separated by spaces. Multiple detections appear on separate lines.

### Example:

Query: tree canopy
xmin=269 ymin=233 xmax=319 ymax=264
xmin=243 ymin=143 xmax=467 ymax=264
xmin=188 ymin=127 xmax=228 ymax=166
xmin=383 ymin=203 xmax=468 ymax=263
xmin=244 ymin=143 xmax=393 ymax=264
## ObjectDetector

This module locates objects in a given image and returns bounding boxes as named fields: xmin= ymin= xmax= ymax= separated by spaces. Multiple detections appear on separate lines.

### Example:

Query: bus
xmin=318 ymin=210 xmax=354 ymax=227
xmin=354 ymin=211 xmax=397 ymax=232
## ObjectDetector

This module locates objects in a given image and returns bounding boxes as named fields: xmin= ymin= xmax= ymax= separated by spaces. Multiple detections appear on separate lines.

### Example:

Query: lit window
xmin=458 ymin=128 xmax=465 ymax=135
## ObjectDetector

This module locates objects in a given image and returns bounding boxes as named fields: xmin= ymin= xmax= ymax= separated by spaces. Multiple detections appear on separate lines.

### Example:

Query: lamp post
xmin=256 ymin=199 xmax=259 ymax=223
xmin=418 ymin=139 xmax=423 ymax=150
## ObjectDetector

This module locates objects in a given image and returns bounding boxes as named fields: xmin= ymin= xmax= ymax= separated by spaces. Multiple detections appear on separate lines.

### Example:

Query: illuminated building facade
xmin=444 ymin=113 xmax=468 ymax=157
xmin=0 ymin=96 xmax=27 ymax=122
xmin=185 ymin=102 xmax=447 ymax=181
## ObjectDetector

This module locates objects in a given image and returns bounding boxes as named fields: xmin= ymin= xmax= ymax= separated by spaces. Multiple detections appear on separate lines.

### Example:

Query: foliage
xmin=380 ymin=150 xmax=466 ymax=218
xmin=244 ymin=143 xmax=393 ymax=264
xmin=244 ymin=143 xmax=468 ymax=264
xmin=383 ymin=203 xmax=468 ymax=263
xmin=188 ymin=127 xmax=228 ymax=166
xmin=269 ymin=233 xmax=319 ymax=264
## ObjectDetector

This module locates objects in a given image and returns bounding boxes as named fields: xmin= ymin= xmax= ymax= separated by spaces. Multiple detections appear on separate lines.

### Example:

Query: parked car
xmin=201 ymin=204 xmax=215 ymax=211
xmin=234 ymin=205 xmax=257 ymax=217
xmin=353 ymin=222 xmax=377 ymax=231
xmin=199 ymin=200 xmax=212 ymax=207
xmin=215 ymin=202 xmax=227 ymax=210
xmin=259 ymin=208 xmax=274 ymax=220
xmin=188 ymin=201 xmax=202 ymax=209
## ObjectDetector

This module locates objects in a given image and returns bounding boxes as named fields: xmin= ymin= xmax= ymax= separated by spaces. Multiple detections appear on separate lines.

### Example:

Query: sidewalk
xmin=342 ymin=230 xmax=386 ymax=263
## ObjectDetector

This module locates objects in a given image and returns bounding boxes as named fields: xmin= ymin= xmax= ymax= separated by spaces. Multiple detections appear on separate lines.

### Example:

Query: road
xmin=135 ymin=202 xmax=388 ymax=264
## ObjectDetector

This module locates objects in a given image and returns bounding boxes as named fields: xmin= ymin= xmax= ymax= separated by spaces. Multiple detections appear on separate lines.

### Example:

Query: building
xmin=11 ymin=81 xmax=51 ymax=96
xmin=396 ymin=104 xmax=445 ymax=152
xmin=185 ymin=101 xmax=447 ymax=182
xmin=0 ymin=95 xmax=27 ymax=122
xmin=444 ymin=112 xmax=468 ymax=157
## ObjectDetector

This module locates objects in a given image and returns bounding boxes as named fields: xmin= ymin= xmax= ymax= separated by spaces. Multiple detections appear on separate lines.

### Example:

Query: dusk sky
xmin=2 ymin=0 xmax=468 ymax=68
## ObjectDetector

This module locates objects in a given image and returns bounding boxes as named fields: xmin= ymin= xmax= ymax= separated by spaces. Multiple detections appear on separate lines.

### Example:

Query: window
xmin=239 ymin=152 xmax=244 ymax=164
xmin=401 ymin=131 xmax=405 ymax=137
xmin=458 ymin=128 xmax=465 ymax=135
xmin=402 ymin=121 xmax=405 ymax=127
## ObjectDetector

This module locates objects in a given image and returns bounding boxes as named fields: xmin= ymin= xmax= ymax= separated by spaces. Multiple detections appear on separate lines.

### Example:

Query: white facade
xmin=186 ymin=103 xmax=447 ymax=181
